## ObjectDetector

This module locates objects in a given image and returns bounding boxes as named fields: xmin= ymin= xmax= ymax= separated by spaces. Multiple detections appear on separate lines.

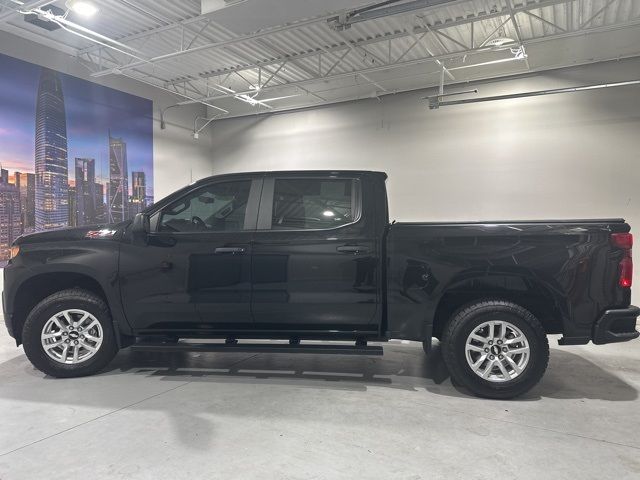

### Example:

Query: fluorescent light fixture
xmin=431 ymin=80 xmax=640 ymax=109
xmin=449 ymin=56 xmax=526 ymax=71
xmin=323 ymin=211 xmax=335 ymax=217
xmin=66 ymin=0 xmax=99 ymax=16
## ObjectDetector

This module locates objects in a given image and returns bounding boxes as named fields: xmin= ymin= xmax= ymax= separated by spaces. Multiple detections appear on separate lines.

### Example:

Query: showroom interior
xmin=0 ymin=0 xmax=639 ymax=478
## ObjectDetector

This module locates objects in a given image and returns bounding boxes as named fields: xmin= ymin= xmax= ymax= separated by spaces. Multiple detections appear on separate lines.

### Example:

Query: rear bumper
xmin=592 ymin=306 xmax=640 ymax=345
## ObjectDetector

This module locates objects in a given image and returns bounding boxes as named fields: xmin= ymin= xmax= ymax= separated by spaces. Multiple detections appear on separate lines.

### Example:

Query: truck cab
xmin=119 ymin=170 xmax=387 ymax=338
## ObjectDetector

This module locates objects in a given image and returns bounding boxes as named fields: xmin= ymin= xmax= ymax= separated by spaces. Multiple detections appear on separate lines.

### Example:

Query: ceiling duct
xmin=201 ymin=0 xmax=249 ymax=14
xmin=202 ymin=0 xmax=370 ymax=34
xmin=328 ymin=0 xmax=461 ymax=30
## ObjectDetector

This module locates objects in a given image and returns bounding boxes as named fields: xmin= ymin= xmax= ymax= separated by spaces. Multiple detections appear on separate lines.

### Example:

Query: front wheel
xmin=22 ymin=288 xmax=118 ymax=377
xmin=441 ymin=300 xmax=549 ymax=399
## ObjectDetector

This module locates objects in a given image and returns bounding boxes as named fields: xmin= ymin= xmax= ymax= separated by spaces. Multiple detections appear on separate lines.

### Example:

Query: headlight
xmin=9 ymin=245 xmax=20 ymax=259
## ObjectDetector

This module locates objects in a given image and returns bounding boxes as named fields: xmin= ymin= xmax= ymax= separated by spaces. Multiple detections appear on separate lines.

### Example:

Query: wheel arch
xmin=11 ymin=271 xmax=113 ymax=345
xmin=431 ymin=271 xmax=569 ymax=340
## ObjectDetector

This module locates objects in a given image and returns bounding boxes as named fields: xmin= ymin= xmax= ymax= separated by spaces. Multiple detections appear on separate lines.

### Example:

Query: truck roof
xmin=193 ymin=170 xmax=387 ymax=184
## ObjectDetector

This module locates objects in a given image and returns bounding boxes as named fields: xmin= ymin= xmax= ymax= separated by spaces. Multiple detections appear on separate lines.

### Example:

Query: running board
xmin=130 ymin=341 xmax=384 ymax=356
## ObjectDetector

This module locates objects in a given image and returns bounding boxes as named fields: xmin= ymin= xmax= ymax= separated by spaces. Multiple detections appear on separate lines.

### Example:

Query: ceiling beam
xmin=88 ymin=0 xmax=580 ymax=79
xmin=88 ymin=10 xmax=345 ymax=78
xmin=579 ymin=0 xmax=618 ymax=29
xmin=163 ymin=18 xmax=640 ymax=105
xmin=522 ymin=10 xmax=567 ymax=32
xmin=195 ymin=52 xmax=640 ymax=121
xmin=506 ymin=0 xmax=531 ymax=70
xmin=78 ymin=14 xmax=214 ymax=55
xmin=159 ymin=0 xmax=577 ymax=87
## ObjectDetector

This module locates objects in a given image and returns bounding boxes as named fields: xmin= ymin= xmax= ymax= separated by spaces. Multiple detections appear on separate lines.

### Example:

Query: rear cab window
xmin=270 ymin=178 xmax=361 ymax=230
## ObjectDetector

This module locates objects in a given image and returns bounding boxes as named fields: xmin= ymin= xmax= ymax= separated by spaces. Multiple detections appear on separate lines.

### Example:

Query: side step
xmin=130 ymin=341 xmax=383 ymax=356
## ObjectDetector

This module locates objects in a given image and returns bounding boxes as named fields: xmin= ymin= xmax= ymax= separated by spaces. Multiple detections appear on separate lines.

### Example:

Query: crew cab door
xmin=119 ymin=178 xmax=260 ymax=333
xmin=251 ymin=174 xmax=380 ymax=331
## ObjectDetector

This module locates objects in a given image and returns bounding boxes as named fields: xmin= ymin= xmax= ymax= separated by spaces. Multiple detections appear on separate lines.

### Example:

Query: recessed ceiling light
xmin=66 ymin=0 xmax=99 ymax=17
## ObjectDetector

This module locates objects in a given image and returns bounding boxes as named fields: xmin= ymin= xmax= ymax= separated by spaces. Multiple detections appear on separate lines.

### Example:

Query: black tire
xmin=441 ymin=300 xmax=549 ymax=399
xmin=22 ymin=288 xmax=118 ymax=378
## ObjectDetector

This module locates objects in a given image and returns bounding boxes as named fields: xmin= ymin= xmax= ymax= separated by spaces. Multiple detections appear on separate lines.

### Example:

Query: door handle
xmin=159 ymin=260 xmax=173 ymax=271
xmin=337 ymin=245 xmax=369 ymax=254
xmin=214 ymin=247 xmax=246 ymax=254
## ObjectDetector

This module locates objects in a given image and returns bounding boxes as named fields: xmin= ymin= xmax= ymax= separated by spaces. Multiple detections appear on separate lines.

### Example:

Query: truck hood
xmin=14 ymin=222 xmax=130 ymax=245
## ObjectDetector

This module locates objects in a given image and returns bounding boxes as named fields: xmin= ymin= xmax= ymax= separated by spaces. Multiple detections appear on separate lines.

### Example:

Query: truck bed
xmin=385 ymin=218 xmax=631 ymax=342
xmin=393 ymin=218 xmax=626 ymax=226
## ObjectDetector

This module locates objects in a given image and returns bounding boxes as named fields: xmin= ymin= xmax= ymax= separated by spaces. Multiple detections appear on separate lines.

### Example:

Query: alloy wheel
xmin=464 ymin=320 xmax=530 ymax=382
xmin=40 ymin=309 xmax=103 ymax=364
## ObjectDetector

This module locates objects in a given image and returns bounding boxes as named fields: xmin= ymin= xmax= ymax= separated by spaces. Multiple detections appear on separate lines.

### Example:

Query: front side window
xmin=158 ymin=180 xmax=251 ymax=233
xmin=271 ymin=178 xmax=358 ymax=230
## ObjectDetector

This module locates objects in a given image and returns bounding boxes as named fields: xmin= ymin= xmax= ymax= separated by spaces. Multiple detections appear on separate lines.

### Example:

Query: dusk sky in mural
xmin=0 ymin=53 xmax=153 ymax=196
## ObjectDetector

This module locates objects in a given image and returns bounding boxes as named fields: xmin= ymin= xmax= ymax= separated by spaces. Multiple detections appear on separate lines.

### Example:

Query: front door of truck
xmin=251 ymin=175 xmax=379 ymax=331
xmin=119 ymin=178 xmax=260 ymax=334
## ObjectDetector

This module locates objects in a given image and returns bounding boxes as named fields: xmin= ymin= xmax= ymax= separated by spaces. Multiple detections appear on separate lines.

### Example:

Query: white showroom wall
xmin=209 ymin=57 xmax=640 ymax=289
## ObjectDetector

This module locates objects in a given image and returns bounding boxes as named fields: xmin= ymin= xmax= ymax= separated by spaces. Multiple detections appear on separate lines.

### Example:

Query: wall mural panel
xmin=0 ymin=52 xmax=154 ymax=265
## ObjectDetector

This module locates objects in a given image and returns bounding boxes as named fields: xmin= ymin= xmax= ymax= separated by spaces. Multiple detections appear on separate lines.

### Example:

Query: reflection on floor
xmin=0 ymin=323 xmax=639 ymax=479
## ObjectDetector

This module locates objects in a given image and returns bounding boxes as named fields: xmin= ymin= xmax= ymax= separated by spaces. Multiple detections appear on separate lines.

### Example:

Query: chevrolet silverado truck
xmin=3 ymin=170 xmax=639 ymax=398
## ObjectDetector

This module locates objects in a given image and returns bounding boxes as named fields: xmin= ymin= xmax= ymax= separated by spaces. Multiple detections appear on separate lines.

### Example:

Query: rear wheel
xmin=22 ymin=288 xmax=118 ymax=377
xmin=441 ymin=300 xmax=549 ymax=399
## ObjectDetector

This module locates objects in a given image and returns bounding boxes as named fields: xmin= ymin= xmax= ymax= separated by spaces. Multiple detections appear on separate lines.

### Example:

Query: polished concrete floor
xmin=0 ymin=323 xmax=639 ymax=480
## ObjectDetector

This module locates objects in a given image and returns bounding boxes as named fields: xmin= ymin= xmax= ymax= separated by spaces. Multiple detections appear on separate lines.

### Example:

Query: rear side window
xmin=158 ymin=180 xmax=251 ymax=232
xmin=271 ymin=178 xmax=359 ymax=230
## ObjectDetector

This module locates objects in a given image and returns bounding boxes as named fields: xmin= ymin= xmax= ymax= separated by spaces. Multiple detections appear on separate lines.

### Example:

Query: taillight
xmin=612 ymin=233 xmax=633 ymax=250
xmin=611 ymin=233 xmax=633 ymax=288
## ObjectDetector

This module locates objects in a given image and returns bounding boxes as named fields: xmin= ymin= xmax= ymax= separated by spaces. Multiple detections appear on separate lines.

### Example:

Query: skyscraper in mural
xmin=34 ymin=67 xmax=69 ymax=230
xmin=68 ymin=186 xmax=77 ymax=227
xmin=130 ymin=171 xmax=146 ymax=215
xmin=94 ymin=182 xmax=106 ymax=223
xmin=109 ymin=132 xmax=128 ymax=223
xmin=16 ymin=172 xmax=36 ymax=232
xmin=75 ymin=158 xmax=96 ymax=226
xmin=0 ymin=182 xmax=21 ymax=261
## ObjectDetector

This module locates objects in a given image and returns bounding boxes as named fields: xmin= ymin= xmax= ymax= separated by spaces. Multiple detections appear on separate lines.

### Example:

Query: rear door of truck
xmin=250 ymin=172 xmax=380 ymax=332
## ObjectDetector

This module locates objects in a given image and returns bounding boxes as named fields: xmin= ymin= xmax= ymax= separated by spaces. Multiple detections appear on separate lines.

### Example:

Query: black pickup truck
xmin=3 ymin=170 xmax=638 ymax=398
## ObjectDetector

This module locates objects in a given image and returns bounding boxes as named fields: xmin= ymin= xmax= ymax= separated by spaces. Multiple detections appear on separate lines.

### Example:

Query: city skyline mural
xmin=0 ymin=52 xmax=154 ymax=264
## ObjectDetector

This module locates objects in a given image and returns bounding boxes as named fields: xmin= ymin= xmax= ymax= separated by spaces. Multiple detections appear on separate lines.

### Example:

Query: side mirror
xmin=131 ymin=213 xmax=150 ymax=243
